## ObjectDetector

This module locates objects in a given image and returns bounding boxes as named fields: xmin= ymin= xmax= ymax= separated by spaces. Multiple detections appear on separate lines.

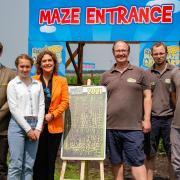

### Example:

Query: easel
xmin=60 ymin=160 xmax=104 ymax=180
xmin=60 ymin=84 xmax=107 ymax=180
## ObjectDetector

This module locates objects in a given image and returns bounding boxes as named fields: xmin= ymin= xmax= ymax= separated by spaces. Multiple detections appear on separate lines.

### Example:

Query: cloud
xmin=146 ymin=0 xmax=180 ymax=13
xmin=40 ymin=25 xmax=56 ymax=33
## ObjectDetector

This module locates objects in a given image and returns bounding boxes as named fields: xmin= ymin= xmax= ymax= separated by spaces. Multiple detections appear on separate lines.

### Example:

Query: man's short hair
xmin=151 ymin=42 xmax=168 ymax=54
xmin=112 ymin=40 xmax=130 ymax=52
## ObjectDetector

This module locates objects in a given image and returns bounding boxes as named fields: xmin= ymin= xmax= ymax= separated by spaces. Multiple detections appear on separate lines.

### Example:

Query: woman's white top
xmin=7 ymin=76 xmax=45 ymax=132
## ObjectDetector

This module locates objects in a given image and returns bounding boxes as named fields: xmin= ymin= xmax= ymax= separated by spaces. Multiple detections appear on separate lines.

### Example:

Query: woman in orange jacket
xmin=33 ymin=50 xmax=69 ymax=180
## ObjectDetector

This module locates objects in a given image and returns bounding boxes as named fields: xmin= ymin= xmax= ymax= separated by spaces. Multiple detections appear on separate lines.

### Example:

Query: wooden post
xmin=77 ymin=43 xmax=85 ymax=85
xmin=80 ymin=161 xmax=89 ymax=180
xmin=65 ymin=48 xmax=78 ymax=68
xmin=60 ymin=160 xmax=67 ymax=180
xmin=66 ymin=42 xmax=83 ymax=84
xmin=80 ymin=161 xmax=85 ymax=180
xmin=99 ymin=161 xmax=104 ymax=180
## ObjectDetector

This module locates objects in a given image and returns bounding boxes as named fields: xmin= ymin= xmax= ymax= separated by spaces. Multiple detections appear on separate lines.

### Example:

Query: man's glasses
xmin=114 ymin=49 xmax=128 ymax=53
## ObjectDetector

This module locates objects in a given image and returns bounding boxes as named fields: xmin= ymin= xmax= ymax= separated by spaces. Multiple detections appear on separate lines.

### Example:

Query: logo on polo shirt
xmin=127 ymin=78 xmax=136 ymax=83
xmin=165 ymin=78 xmax=171 ymax=84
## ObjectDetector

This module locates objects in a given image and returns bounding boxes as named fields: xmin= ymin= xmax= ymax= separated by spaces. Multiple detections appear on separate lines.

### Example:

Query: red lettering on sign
xmin=61 ymin=9 xmax=71 ymax=24
xmin=71 ymin=8 xmax=81 ymax=24
xmin=96 ymin=8 xmax=106 ymax=24
xmin=39 ymin=9 xmax=51 ymax=24
xmin=128 ymin=6 xmax=139 ymax=23
xmin=162 ymin=5 xmax=173 ymax=23
xmin=151 ymin=6 xmax=162 ymax=23
xmin=39 ymin=8 xmax=80 ymax=25
xmin=86 ymin=7 xmax=96 ymax=24
xmin=117 ymin=6 xmax=128 ymax=24
xmin=139 ymin=7 xmax=150 ymax=24
xmin=51 ymin=8 xmax=61 ymax=24
xmin=106 ymin=8 xmax=116 ymax=24
xmin=39 ymin=5 xmax=173 ymax=25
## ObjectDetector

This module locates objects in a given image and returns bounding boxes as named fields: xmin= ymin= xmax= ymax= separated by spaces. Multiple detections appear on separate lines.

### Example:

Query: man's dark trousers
xmin=0 ymin=135 xmax=8 ymax=180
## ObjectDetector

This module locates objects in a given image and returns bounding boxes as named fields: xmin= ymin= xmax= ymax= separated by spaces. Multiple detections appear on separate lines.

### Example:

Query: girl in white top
xmin=7 ymin=54 xmax=45 ymax=180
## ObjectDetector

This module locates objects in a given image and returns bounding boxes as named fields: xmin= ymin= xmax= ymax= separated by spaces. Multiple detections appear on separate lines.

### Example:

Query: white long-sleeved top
xmin=7 ymin=76 xmax=45 ymax=132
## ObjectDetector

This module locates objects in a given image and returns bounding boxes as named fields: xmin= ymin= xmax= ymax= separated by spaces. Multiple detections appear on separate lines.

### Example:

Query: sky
xmin=0 ymin=0 xmax=139 ymax=70
xmin=0 ymin=0 xmax=28 ymax=68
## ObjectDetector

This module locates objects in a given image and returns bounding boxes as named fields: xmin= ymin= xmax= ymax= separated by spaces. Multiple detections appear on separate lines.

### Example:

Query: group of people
xmin=101 ymin=40 xmax=180 ymax=180
xmin=0 ymin=40 xmax=180 ymax=180
xmin=0 ymin=42 xmax=69 ymax=180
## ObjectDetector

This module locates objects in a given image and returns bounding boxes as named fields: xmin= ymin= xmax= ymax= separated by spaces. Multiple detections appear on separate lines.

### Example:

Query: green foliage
xmin=158 ymin=138 xmax=165 ymax=154
xmin=66 ymin=74 xmax=101 ymax=85
xmin=91 ymin=74 xmax=101 ymax=85
xmin=66 ymin=75 xmax=77 ymax=85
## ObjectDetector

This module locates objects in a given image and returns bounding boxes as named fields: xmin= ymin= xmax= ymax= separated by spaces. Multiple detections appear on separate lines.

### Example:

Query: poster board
xmin=61 ymin=86 xmax=107 ymax=160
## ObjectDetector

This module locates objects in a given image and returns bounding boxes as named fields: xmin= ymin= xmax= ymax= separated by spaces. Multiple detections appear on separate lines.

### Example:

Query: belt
xmin=24 ymin=116 xmax=37 ymax=120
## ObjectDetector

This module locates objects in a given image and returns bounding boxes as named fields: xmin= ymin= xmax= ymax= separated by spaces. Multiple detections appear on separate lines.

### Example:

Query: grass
xmin=55 ymin=161 xmax=80 ymax=180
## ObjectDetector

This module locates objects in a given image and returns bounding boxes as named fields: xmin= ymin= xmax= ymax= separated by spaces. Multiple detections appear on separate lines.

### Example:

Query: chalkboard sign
xmin=61 ymin=86 xmax=107 ymax=160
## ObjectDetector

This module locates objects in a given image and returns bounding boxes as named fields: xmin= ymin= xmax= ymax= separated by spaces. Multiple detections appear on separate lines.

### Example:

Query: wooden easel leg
xmin=80 ymin=161 xmax=89 ymax=180
xmin=80 ymin=161 xmax=85 ymax=180
xmin=60 ymin=160 xmax=67 ymax=180
xmin=99 ymin=161 xmax=104 ymax=180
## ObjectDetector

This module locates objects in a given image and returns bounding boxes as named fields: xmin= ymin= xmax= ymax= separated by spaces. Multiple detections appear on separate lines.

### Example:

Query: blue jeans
xmin=7 ymin=118 xmax=38 ymax=180
xmin=144 ymin=116 xmax=172 ymax=159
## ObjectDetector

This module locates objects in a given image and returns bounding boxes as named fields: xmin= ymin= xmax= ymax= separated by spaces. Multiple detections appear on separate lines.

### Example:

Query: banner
xmin=139 ymin=42 xmax=180 ymax=69
xmin=29 ymin=0 xmax=180 ymax=42
xmin=28 ymin=41 xmax=66 ymax=76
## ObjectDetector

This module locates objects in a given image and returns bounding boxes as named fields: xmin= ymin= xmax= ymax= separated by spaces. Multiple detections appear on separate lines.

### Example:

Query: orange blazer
xmin=33 ymin=75 xmax=69 ymax=134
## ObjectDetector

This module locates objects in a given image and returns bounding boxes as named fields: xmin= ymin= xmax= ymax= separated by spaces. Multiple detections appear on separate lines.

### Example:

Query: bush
xmin=66 ymin=74 xmax=101 ymax=85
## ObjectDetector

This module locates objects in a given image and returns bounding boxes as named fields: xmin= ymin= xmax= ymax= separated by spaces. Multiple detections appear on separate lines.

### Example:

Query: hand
xmin=142 ymin=120 xmax=151 ymax=133
xmin=27 ymin=129 xmax=37 ymax=141
xmin=45 ymin=113 xmax=54 ymax=122
xmin=33 ymin=129 xmax=41 ymax=140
